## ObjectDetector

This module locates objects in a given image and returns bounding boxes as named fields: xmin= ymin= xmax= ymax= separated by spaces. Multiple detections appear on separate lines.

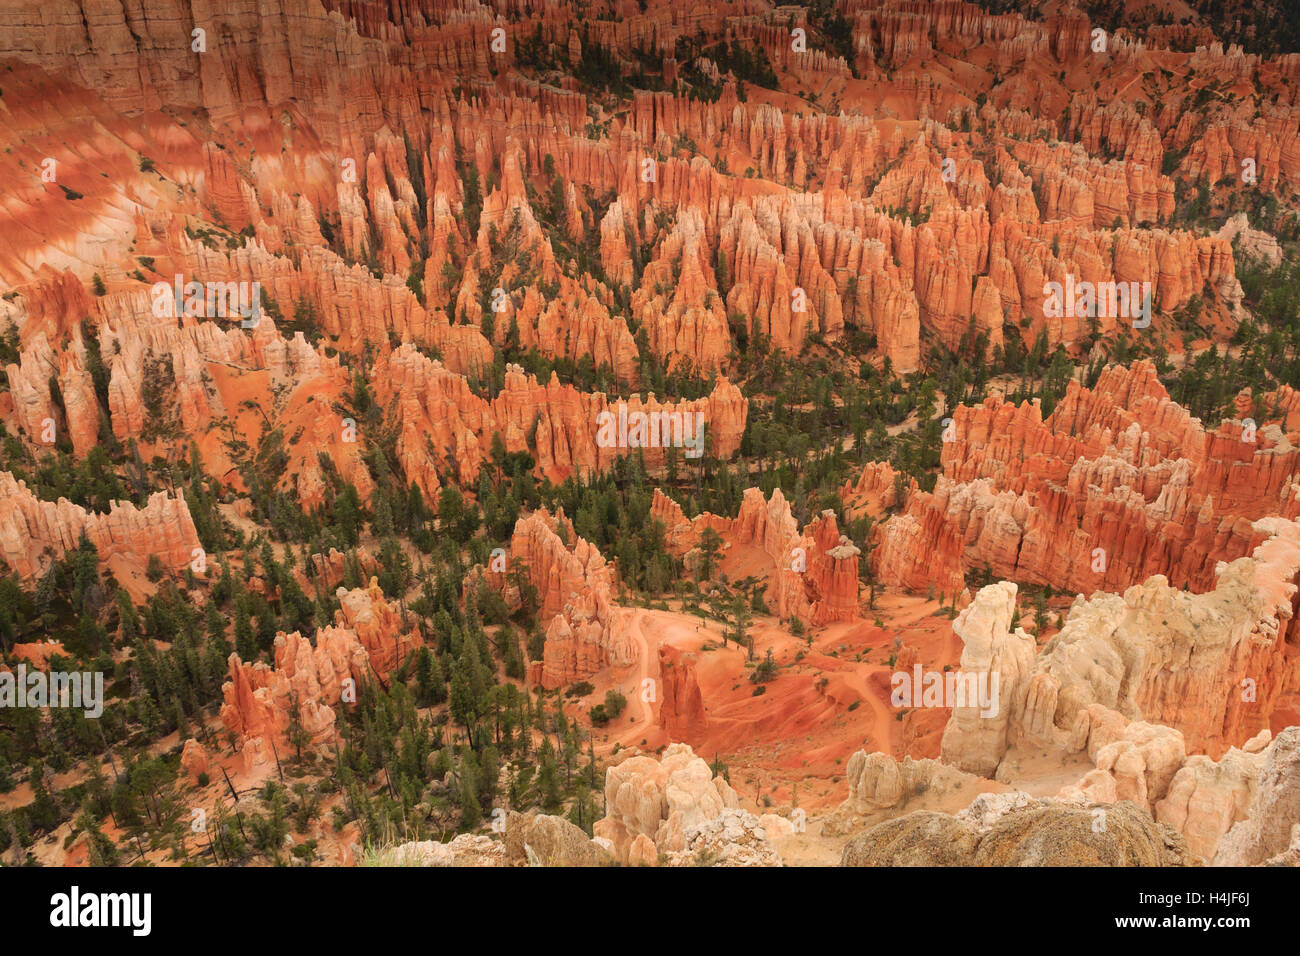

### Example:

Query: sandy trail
xmin=611 ymin=609 xmax=717 ymax=749
xmin=834 ymin=663 xmax=894 ymax=752
xmin=628 ymin=608 xmax=654 ymax=731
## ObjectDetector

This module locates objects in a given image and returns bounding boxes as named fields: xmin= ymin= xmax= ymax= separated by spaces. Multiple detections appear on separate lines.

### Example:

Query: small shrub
xmin=603 ymin=689 xmax=627 ymax=719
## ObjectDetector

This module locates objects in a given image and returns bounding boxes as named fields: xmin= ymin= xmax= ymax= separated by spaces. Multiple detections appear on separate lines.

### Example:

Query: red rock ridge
xmin=651 ymin=486 xmax=861 ymax=625
xmin=873 ymin=360 xmax=1300 ymax=597
xmin=504 ymin=508 xmax=635 ymax=689
xmin=658 ymin=645 xmax=708 ymax=742
xmin=333 ymin=578 xmax=421 ymax=677
xmin=376 ymin=343 xmax=747 ymax=498
xmin=219 ymin=627 xmax=372 ymax=769
xmin=0 ymin=470 xmax=201 ymax=584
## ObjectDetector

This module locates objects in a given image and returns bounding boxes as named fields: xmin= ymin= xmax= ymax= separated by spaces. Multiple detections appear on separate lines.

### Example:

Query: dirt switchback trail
xmin=629 ymin=609 xmax=655 ymax=731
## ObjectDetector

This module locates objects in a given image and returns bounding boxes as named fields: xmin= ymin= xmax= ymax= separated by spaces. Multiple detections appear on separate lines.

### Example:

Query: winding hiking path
xmin=625 ymin=608 xmax=656 ymax=735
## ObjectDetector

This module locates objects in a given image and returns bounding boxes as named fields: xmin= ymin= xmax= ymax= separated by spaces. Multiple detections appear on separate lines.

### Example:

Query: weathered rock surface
xmin=219 ymin=628 xmax=371 ymax=768
xmin=594 ymin=744 xmax=740 ymax=863
xmin=658 ymin=644 xmax=707 ymax=740
xmin=180 ymin=738 xmax=210 ymax=785
xmin=661 ymin=808 xmax=784 ymax=867
xmin=373 ymin=836 xmax=505 ymax=868
xmin=1214 ymin=727 xmax=1300 ymax=866
xmin=1153 ymin=733 xmax=1270 ymax=863
xmin=505 ymin=508 xmax=635 ymax=689
xmin=378 ymin=345 xmax=747 ymax=497
xmin=842 ymin=798 xmax=1189 ymax=867
xmin=333 ymin=578 xmax=420 ymax=678
xmin=934 ymin=517 xmax=1300 ymax=772
xmin=823 ymin=749 xmax=988 ymax=835
xmin=502 ymin=811 xmax=612 ymax=867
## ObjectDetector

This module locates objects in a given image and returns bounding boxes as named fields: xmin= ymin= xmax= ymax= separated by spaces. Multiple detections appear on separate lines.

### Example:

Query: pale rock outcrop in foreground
xmin=365 ymin=750 xmax=788 ymax=867
xmin=594 ymin=744 xmax=750 ymax=864
xmin=1213 ymin=727 xmax=1300 ymax=866
xmin=1152 ymin=728 xmax=1272 ymax=863
xmin=932 ymin=524 xmax=1300 ymax=863
xmin=500 ymin=811 xmax=613 ymax=867
xmin=941 ymin=516 xmax=1300 ymax=775
xmin=374 ymin=813 xmax=613 ymax=867
xmin=661 ymin=808 xmax=787 ymax=867
xmin=372 ymin=836 xmax=505 ymax=867
xmin=828 ymin=750 xmax=1239 ymax=867
xmin=822 ymin=750 xmax=988 ymax=836
xmin=939 ymin=581 xmax=1037 ymax=777
xmin=842 ymin=797 xmax=1190 ymax=867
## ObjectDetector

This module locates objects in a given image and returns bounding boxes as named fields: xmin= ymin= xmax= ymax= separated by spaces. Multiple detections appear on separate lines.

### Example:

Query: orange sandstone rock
xmin=507 ymin=509 xmax=635 ymax=689
xmin=0 ymin=471 xmax=201 ymax=584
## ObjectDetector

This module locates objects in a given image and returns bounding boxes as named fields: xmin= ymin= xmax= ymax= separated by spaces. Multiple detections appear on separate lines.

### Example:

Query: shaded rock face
xmin=1154 ymin=738 xmax=1268 ymax=863
xmin=972 ymin=801 xmax=1190 ymax=867
xmin=303 ymin=547 xmax=378 ymax=592
xmin=730 ymin=489 xmax=840 ymax=623
xmin=873 ymin=361 xmax=1300 ymax=600
xmin=841 ymin=811 xmax=982 ymax=866
xmin=822 ymin=750 xmax=987 ymax=836
xmin=180 ymin=738 xmax=209 ymax=784
xmin=373 ymin=836 xmax=505 ymax=868
xmin=658 ymin=644 xmax=707 ymax=740
xmin=1214 ymin=727 xmax=1300 ymax=865
xmin=502 ymin=812 xmax=612 ymax=867
xmin=842 ymin=800 xmax=1189 ymax=867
